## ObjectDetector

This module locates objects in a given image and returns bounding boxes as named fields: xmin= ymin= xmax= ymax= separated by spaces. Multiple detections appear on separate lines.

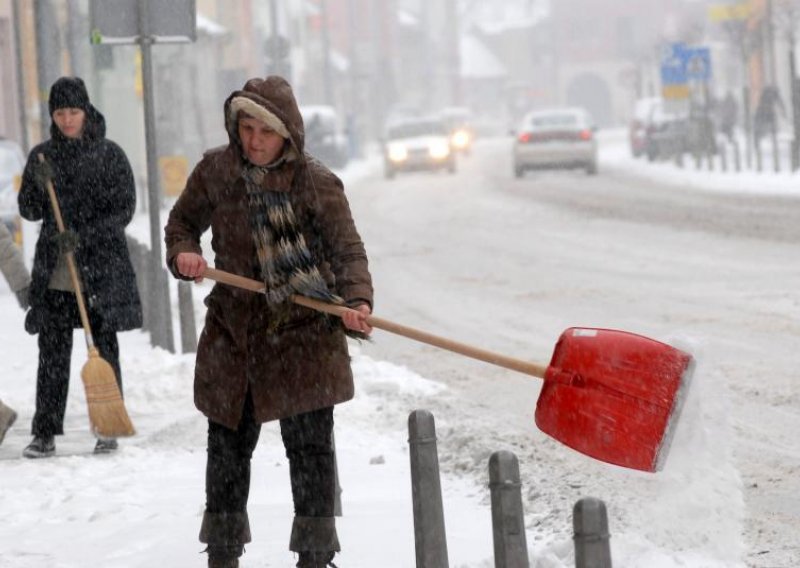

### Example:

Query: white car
xmin=382 ymin=117 xmax=456 ymax=180
xmin=513 ymin=108 xmax=598 ymax=177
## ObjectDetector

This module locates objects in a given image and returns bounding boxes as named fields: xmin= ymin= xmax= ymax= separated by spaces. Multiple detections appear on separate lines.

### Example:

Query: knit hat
xmin=48 ymin=77 xmax=91 ymax=116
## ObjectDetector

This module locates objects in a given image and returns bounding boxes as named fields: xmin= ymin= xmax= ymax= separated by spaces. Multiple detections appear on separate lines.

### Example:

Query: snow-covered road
xmin=346 ymin=131 xmax=800 ymax=567
xmin=0 ymin=129 xmax=797 ymax=567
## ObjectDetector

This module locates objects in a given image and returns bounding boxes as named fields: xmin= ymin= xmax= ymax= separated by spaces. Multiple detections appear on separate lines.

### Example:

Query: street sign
xmin=686 ymin=47 xmax=712 ymax=82
xmin=660 ymin=43 xmax=712 ymax=99
xmin=708 ymin=2 xmax=751 ymax=22
xmin=89 ymin=0 xmax=196 ymax=44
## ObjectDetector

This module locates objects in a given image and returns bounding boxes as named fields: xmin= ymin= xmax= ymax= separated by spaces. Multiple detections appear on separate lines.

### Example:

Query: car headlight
xmin=451 ymin=129 xmax=470 ymax=149
xmin=388 ymin=143 xmax=408 ymax=162
xmin=428 ymin=140 xmax=450 ymax=159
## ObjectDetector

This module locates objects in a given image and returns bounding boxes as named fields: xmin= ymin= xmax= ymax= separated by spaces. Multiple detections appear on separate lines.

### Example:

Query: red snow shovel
xmin=201 ymin=267 xmax=694 ymax=472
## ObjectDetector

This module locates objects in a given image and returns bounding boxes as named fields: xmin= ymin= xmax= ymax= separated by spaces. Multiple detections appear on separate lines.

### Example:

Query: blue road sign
xmin=685 ymin=47 xmax=712 ymax=82
xmin=660 ymin=43 xmax=688 ymax=86
xmin=660 ymin=43 xmax=712 ymax=85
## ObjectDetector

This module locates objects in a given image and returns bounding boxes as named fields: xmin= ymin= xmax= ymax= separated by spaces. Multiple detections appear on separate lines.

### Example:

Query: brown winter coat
xmin=164 ymin=76 xmax=372 ymax=429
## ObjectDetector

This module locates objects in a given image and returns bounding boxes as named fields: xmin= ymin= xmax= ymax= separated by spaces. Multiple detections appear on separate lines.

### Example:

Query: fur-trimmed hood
xmin=223 ymin=76 xmax=305 ymax=163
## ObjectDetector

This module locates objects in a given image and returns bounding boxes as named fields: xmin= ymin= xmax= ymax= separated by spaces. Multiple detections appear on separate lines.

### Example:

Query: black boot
xmin=290 ymin=516 xmax=340 ymax=567
xmin=206 ymin=545 xmax=243 ymax=568
xmin=296 ymin=551 xmax=338 ymax=568
xmin=199 ymin=511 xmax=250 ymax=568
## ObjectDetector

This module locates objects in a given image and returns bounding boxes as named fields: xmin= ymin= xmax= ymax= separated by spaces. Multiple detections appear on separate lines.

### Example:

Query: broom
xmin=38 ymin=154 xmax=135 ymax=438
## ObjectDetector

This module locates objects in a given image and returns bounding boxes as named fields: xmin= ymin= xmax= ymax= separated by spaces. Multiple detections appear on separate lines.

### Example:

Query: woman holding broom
xmin=17 ymin=76 xmax=142 ymax=458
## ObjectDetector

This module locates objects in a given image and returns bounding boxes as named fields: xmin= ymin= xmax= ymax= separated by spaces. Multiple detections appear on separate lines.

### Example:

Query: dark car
xmin=299 ymin=105 xmax=349 ymax=169
xmin=636 ymin=99 xmax=691 ymax=162
xmin=382 ymin=117 xmax=456 ymax=179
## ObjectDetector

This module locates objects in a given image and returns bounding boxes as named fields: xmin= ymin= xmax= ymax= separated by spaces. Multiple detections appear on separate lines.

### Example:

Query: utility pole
xmin=11 ymin=0 xmax=28 ymax=151
xmin=137 ymin=0 xmax=174 ymax=353
xmin=320 ymin=0 xmax=334 ymax=105
xmin=264 ymin=0 xmax=290 ymax=79
xmin=65 ymin=0 xmax=86 ymax=78
xmin=444 ymin=0 xmax=461 ymax=105
xmin=34 ymin=0 xmax=62 ymax=142
xmin=766 ymin=0 xmax=778 ymax=85
xmin=346 ymin=0 xmax=361 ymax=158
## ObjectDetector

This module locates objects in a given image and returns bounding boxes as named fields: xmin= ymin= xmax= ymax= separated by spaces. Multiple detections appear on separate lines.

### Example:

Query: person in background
xmin=165 ymin=75 xmax=372 ymax=568
xmin=0 ymin=221 xmax=31 ymax=444
xmin=17 ymin=76 xmax=142 ymax=458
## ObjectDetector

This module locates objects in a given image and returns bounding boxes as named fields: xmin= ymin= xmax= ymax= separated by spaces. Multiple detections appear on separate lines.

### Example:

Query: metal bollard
xmin=333 ymin=431 xmax=342 ymax=517
xmin=488 ymin=451 xmax=529 ymax=568
xmin=177 ymin=281 xmax=197 ymax=353
xmin=152 ymin=265 xmax=176 ymax=353
xmin=126 ymin=238 xmax=146 ymax=327
xmin=408 ymin=409 xmax=449 ymax=568
xmin=130 ymin=239 xmax=152 ymax=332
xmin=573 ymin=497 xmax=612 ymax=568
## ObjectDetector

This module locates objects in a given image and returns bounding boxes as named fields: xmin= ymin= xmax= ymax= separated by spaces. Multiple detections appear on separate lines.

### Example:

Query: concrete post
xmin=573 ymin=497 xmax=612 ymax=568
xmin=408 ymin=409 xmax=449 ymax=568
xmin=154 ymin=267 xmax=175 ymax=353
xmin=488 ymin=451 xmax=529 ymax=568
xmin=137 ymin=0 xmax=173 ymax=353
xmin=177 ymin=281 xmax=197 ymax=354
xmin=138 ymin=243 xmax=153 ymax=332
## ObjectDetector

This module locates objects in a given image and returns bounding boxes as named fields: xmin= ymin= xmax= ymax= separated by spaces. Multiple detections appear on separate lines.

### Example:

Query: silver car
xmin=513 ymin=108 xmax=598 ymax=177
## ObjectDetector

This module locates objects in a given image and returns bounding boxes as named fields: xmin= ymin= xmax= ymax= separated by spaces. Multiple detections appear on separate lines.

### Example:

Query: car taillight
xmin=579 ymin=129 xmax=592 ymax=141
xmin=518 ymin=132 xmax=531 ymax=143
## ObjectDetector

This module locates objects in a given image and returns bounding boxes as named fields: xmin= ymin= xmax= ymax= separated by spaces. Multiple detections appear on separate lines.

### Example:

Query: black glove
xmin=51 ymin=230 xmax=79 ymax=254
xmin=15 ymin=287 xmax=30 ymax=310
xmin=32 ymin=158 xmax=55 ymax=193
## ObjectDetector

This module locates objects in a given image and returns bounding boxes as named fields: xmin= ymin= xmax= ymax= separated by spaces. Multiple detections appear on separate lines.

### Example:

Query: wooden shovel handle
xmin=202 ymin=267 xmax=548 ymax=379
xmin=38 ymin=154 xmax=95 ymax=348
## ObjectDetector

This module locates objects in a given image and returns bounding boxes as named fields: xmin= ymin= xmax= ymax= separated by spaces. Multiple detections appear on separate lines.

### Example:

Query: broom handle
xmin=202 ymin=267 xmax=548 ymax=378
xmin=38 ymin=154 xmax=96 ymax=352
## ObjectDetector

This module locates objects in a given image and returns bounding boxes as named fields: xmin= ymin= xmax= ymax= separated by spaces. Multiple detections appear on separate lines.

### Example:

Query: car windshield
xmin=387 ymin=121 xmax=447 ymax=139
xmin=528 ymin=114 xmax=580 ymax=129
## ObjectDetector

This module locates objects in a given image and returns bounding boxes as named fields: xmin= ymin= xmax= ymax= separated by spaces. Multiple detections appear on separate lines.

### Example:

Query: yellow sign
xmin=662 ymin=84 xmax=690 ymax=100
xmin=158 ymin=155 xmax=189 ymax=197
xmin=135 ymin=51 xmax=143 ymax=98
xmin=708 ymin=2 xmax=751 ymax=22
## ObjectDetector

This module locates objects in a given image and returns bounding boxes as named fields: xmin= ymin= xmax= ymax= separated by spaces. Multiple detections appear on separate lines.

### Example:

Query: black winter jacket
xmin=18 ymin=107 xmax=142 ymax=333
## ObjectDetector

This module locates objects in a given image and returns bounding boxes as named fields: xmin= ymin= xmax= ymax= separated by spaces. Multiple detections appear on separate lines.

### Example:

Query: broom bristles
xmin=81 ymin=351 xmax=135 ymax=438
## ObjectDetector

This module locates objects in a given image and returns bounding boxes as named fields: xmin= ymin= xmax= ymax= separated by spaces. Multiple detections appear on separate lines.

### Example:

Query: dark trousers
xmin=31 ymin=293 xmax=121 ymax=438
xmin=205 ymin=393 xmax=335 ymax=518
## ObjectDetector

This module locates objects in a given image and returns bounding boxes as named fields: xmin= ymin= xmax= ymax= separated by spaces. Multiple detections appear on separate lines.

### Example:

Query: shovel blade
xmin=535 ymin=328 xmax=693 ymax=472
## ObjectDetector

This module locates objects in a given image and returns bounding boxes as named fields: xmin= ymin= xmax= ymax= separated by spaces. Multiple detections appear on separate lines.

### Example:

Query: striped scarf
xmin=243 ymin=163 xmax=342 ymax=308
